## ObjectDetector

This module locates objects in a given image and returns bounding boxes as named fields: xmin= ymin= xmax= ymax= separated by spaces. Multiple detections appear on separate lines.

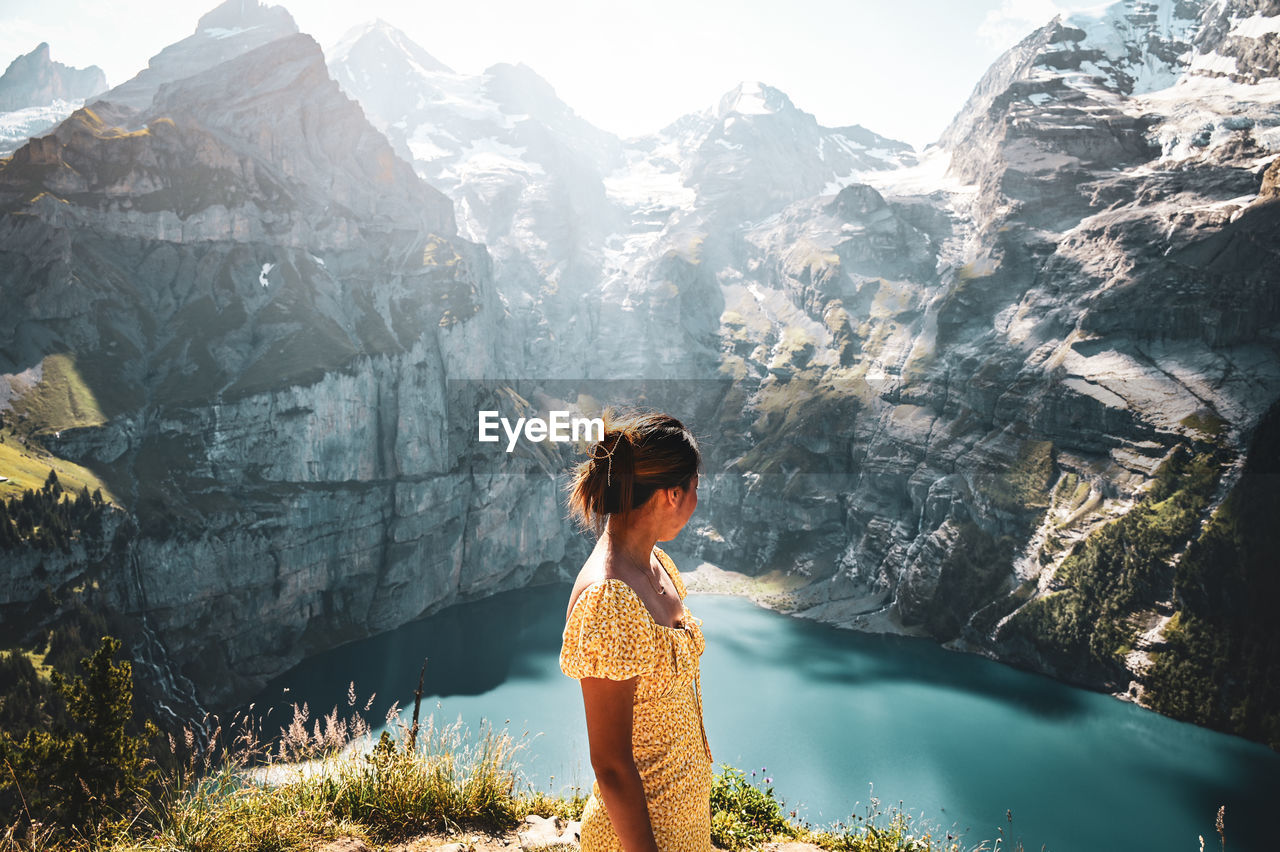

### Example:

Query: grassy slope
xmin=8 ymin=353 xmax=107 ymax=433
xmin=0 ymin=429 xmax=115 ymax=503
xmin=1 ymin=352 xmax=118 ymax=503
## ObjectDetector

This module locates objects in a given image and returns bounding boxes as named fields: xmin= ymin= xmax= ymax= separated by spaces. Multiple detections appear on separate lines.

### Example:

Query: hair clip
xmin=590 ymin=434 xmax=624 ymax=487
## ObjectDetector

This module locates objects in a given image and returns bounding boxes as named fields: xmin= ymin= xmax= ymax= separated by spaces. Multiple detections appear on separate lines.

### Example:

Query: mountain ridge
xmin=0 ymin=42 xmax=107 ymax=155
xmin=0 ymin=0 xmax=1277 ymax=749
xmin=0 ymin=42 xmax=106 ymax=112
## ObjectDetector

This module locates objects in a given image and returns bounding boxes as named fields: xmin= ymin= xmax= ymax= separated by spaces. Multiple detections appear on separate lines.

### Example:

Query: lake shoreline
xmin=673 ymin=553 xmax=1171 ymax=721
xmin=248 ymin=574 xmax=1280 ymax=851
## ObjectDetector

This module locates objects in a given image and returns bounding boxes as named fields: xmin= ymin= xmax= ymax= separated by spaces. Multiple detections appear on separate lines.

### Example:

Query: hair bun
xmin=566 ymin=409 xmax=701 ymax=535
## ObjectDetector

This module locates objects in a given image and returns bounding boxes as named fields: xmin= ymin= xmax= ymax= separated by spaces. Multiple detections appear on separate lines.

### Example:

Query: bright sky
xmin=0 ymin=0 xmax=1103 ymax=149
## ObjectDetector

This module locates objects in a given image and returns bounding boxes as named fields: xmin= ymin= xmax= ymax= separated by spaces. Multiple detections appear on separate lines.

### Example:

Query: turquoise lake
xmin=251 ymin=582 xmax=1280 ymax=851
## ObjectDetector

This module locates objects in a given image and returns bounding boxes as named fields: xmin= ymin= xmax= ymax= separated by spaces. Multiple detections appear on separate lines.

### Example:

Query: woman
xmin=559 ymin=411 xmax=712 ymax=852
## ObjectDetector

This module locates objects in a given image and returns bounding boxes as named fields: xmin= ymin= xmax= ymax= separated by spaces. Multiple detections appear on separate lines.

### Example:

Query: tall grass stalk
xmin=2 ymin=683 xmax=1119 ymax=852
xmin=0 ymin=688 xmax=577 ymax=852
xmin=138 ymin=696 xmax=557 ymax=850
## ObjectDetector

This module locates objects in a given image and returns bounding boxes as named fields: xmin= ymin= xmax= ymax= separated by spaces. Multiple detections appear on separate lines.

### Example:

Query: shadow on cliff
xmin=711 ymin=602 xmax=1094 ymax=722
xmin=243 ymin=582 xmax=571 ymax=728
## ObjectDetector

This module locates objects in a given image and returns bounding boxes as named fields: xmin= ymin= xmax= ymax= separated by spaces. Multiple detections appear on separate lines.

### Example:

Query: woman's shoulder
xmin=560 ymin=577 xmax=661 ymax=681
xmin=566 ymin=575 xmax=649 ymax=626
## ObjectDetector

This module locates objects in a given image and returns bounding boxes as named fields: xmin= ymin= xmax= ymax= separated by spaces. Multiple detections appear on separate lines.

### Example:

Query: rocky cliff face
xmin=324 ymin=0 xmax=1278 ymax=700
xmin=689 ymin=0 xmax=1280 ymax=697
xmin=0 ymin=23 xmax=553 ymax=708
xmin=1 ymin=0 xmax=1278 ymax=732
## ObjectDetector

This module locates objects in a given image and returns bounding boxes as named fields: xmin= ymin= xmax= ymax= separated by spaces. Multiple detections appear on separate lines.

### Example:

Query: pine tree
xmin=0 ymin=636 xmax=159 ymax=832
xmin=0 ymin=505 xmax=15 ymax=548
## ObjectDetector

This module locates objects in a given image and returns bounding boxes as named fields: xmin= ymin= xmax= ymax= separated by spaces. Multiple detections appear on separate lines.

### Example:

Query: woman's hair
xmin=566 ymin=409 xmax=701 ymax=535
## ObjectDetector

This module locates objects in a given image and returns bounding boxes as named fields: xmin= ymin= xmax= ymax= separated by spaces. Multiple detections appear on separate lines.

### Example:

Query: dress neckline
xmin=594 ymin=578 xmax=693 ymax=631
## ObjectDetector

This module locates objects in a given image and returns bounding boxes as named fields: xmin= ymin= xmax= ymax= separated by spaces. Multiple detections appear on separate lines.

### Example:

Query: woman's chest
xmin=636 ymin=614 xmax=705 ymax=702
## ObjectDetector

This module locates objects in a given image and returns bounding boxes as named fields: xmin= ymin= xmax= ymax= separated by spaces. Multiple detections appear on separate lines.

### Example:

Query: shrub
xmin=0 ymin=636 xmax=158 ymax=836
xmin=711 ymin=766 xmax=797 ymax=850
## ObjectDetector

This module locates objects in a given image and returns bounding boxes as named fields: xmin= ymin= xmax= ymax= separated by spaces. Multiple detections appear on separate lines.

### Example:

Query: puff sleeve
xmin=560 ymin=580 xmax=660 ymax=681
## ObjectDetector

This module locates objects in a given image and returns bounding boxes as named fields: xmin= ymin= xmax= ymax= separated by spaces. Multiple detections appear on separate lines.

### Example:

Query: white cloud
xmin=978 ymin=0 xmax=1066 ymax=48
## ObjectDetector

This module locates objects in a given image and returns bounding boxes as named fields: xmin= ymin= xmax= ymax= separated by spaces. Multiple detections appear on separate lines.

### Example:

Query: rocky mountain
xmin=699 ymin=0 xmax=1280 ymax=733
xmin=0 ymin=20 xmax=523 ymax=711
xmin=1 ymin=0 xmax=1277 ymax=744
xmin=329 ymin=23 xmax=915 ymax=383
xmin=0 ymin=42 xmax=105 ymax=112
xmin=326 ymin=21 xmax=627 ymax=378
xmin=100 ymin=0 xmax=299 ymax=110
xmin=0 ymin=42 xmax=106 ymax=155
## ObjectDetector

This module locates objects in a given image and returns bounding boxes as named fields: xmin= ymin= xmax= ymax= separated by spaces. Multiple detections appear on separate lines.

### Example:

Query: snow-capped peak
xmin=327 ymin=19 xmax=452 ymax=75
xmin=716 ymin=81 xmax=795 ymax=119
xmin=99 ymin=0 xmax=297 ymax=111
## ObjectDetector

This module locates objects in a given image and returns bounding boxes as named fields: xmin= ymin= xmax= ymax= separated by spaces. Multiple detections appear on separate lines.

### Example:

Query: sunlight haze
xmin=0 ymin=0 xmax=1100 ymax=151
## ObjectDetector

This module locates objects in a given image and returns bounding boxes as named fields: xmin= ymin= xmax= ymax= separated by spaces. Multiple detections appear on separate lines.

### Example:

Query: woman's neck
xmin=600 ymin=521 xmax=658 ymax=569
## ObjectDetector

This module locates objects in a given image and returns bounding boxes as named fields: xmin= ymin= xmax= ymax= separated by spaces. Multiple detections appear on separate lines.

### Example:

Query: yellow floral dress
xmin=560 ymin=547 xmax=713 ymax=852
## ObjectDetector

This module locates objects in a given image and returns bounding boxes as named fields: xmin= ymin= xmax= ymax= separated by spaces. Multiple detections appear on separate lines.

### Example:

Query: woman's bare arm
xmin=581 ymin=676 xmax=660 ymax=852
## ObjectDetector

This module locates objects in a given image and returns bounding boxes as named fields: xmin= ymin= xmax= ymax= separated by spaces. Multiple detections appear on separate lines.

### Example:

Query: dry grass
xmin=0 ymin=684 xmax=584 ymax=852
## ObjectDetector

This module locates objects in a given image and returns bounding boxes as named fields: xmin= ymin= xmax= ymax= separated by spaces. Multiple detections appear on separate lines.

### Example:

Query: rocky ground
xmin=316 ymin=816 xmax=581 ymax=852
xmin=315 ymin=817 xmax=835 ymax=852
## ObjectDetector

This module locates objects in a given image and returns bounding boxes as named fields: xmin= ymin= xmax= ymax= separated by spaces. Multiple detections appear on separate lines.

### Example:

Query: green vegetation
xmin=147 ymin=714 xmax=563 ymax=849
xmin=711 ymin=766 xmax=794 ymax=850
xmin=711 ymin=766 xmax=976 ymax=852
xmin=6 ymin=355 xmax=106 ymax=435
xmin=935 ymin=259 xmax=1000 ymax=346
xmin=1144 ymin=404 xmax=1280 ymax=748
xmin=821 ymin=301 xmax=860 ymax=367
xmin=0 ymin=642 xmax=981 ymax=852
xmin=735 ymin=376 xmax=861 ymax=477
xmin=983 ymin=440 xmax=1056 ymax=515
xmin=0 ymin=354 xmax=120 ymax=505
xmin=0 ymin=427 xmax=115 ymax=504
xmin=786 ymin=240 xmax=841 ymax=279
xmin=899 ymin=349 xmax=935 ymax=386
xmin=0 ymin=469 xmax=111 ymax=551
xmin=1 ymin=637 xmax=159 ymax=836
xmin=1179 ymin=410 xmax=1228 ymax=441
xmin=769 ymin=326 xmax=817 ymax=372
xmin=1000 ymin=447 xmax=1222 ymax=672
xmin=1049 ymin=472 xmax=1094 ymax=526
